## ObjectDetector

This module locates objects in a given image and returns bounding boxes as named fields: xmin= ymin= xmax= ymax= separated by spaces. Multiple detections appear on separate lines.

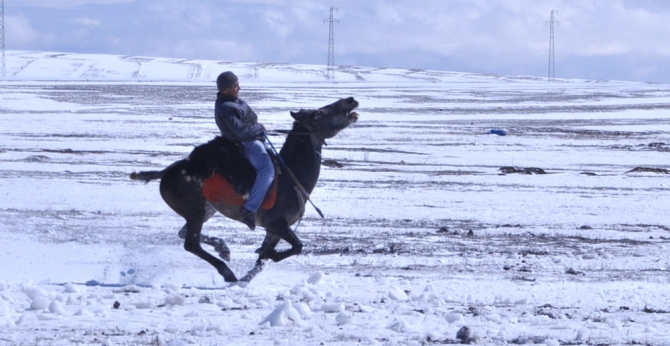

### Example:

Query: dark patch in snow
xmin=322 ymin=159 xmax=343 ymax=168
xmin=565 ymin=268 xmax=585 ymax=276
xmin=625 ymin=167 xmax=670 ymax=174
xmin=499 ymin=166 xmax=547 ymax=175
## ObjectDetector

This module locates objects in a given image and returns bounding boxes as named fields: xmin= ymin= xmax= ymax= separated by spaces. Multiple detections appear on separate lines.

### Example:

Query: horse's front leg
xmin=265 ymin=219 xmax=303 ymax=262
xmin=235 ymin=232 xmax=281 ymax=283
xmin=255 ymin=232 xmax=281 ymax=260
xmin=236 ymin=223 xmax=297 ymax=283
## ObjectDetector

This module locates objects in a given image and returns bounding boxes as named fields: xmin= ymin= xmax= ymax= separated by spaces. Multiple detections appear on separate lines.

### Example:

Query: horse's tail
xmin=129 ymin=170 xmax=165 ymax=183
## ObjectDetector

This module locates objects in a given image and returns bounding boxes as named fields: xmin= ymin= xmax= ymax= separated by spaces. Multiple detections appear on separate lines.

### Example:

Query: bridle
xmin=266 ymin=107 xmax=357 ymax=146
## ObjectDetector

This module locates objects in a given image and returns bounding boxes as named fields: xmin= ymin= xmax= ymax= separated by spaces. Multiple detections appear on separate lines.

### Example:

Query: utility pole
xmin=324 ymin=6 xmax=338 ymax=80
xmin=546 ymin=10 xmax=558 ymax=82
xmin=1 ymin=0 xmax=5 ymax=78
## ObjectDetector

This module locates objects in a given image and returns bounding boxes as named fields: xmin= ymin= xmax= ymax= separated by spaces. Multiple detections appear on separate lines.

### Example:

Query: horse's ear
xmin=290 ymin=111 xmax=305 ymax=122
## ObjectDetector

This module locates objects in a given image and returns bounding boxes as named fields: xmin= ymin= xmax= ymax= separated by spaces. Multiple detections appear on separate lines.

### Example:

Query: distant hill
xmin=3 ymin=50 xmax=556 ymax=84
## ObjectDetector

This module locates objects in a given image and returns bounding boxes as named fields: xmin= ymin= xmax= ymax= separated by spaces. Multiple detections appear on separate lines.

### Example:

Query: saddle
xmin=183 ymin=136 xmax=280 ymax=209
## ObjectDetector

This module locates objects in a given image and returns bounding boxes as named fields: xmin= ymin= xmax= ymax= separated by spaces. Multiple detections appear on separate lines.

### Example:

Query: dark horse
xmin=130 ymin=97 xmax=359 ymax=283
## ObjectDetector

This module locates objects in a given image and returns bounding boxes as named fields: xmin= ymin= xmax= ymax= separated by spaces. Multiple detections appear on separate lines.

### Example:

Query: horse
xmin=130 ymin=97 xmax=359 ymax=283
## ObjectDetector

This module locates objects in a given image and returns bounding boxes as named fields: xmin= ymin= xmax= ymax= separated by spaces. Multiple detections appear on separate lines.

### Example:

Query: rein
xmin=263 ymin=130 xmax=325 ymax=218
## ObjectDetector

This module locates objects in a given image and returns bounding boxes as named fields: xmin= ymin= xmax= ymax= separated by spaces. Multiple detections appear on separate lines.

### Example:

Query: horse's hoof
xmin=223 ymin=276 xmax=238 ymax=283
xmin=221 ymin=269 xmax=238 ymax=283
xmin=230 ymin=281 xmax=249 ymax=288
xmin=255 ymin=248 xmax=277 ymax=260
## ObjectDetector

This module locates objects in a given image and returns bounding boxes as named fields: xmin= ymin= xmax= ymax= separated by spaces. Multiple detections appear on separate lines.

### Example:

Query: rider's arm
xmin=216 ymin=104 xmax=264 ymax=140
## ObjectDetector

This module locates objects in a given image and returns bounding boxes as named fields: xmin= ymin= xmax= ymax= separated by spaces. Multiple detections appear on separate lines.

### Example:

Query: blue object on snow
xmin=489 ymin=129 xmax=508 ymax=136
xmin=85 ymin=280 xmax=101 ymax=286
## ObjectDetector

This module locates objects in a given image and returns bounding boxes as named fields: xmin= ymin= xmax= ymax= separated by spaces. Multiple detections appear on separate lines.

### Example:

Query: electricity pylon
xmin=1 ymin=0 xmax=5 ymax=78
xmin=546 ymin=10 xmax=558 ymax=82
xmin=324 ymin=6 xmax=338 ymax=80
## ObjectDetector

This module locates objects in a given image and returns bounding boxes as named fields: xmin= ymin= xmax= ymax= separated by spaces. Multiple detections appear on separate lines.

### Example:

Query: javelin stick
xmin=263 ymin=130 xmax=324 ymax=219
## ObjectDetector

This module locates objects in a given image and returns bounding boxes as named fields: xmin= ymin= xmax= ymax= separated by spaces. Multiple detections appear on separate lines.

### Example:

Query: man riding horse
xmin=214 ymin=71 xmax=274 ymax=230
xmin=131 ymin=79 xmax=359 ymax=282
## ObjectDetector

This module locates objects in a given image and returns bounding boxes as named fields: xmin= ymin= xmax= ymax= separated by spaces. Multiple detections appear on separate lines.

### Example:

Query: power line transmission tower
xmin=546 ymin=10 xmax=558 ymax=82
xmin=324 ymin=6 xmax=338 ymax=80
xmin=1 ymin=0 xmax=5 ymax=78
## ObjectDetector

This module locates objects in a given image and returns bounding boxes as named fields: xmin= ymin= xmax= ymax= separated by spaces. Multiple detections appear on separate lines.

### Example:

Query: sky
xmin=3 ymin=0 xmax=670 ymax=83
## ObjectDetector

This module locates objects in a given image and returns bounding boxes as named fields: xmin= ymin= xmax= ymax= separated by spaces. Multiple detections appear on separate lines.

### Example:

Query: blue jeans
xmin=241 ymin=140 xmax=275 ymax=213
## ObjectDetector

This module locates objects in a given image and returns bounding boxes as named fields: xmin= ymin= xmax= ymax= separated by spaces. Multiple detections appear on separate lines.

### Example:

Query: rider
xmin=214 ymin=71 xmax=275 ymax=230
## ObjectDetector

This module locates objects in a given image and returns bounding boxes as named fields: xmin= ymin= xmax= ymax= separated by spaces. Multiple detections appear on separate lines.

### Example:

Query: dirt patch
xmin=648 ymin=142 xmax=670 ymax=152
xmin=499 ymin=166 xmax=547 ymax=175
xmin=625 ymin=167 xmax=670 ymax=174
xmin=322 ymin=159 xmax=344 ymax=168
xmin=23 ymin=155 xmax=51 ymax=162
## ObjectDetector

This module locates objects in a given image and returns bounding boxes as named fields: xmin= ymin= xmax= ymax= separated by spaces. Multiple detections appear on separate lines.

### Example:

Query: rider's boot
xmin=241 ymin=207 xmax=256 ymax=230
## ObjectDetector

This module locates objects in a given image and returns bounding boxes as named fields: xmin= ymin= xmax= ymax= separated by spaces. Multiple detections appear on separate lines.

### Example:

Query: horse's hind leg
xmin=201 ymin=234 xmax=231 ymax=262
xmin=182 ymin=213 xmax=237 ymax=282
xmin=178 ymin=202 xmax=231 ymax=261
xmin=161 ymin=178 xmax=237 ymax=282
xmin=178 ymin=203 xmax=216 ymax=238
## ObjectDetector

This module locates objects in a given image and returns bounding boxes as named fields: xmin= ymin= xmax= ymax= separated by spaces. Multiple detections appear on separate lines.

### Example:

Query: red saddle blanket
xmin=202 ymin=173 xmax=278 ymax=210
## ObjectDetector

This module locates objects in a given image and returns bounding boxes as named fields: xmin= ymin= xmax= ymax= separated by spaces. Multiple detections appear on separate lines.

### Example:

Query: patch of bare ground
xmin=499 ymin=166 xmax=547 ymax=175
xmin=608 ymin=142 xmax=670 ymax=153
xmin=625 ymin=167 xmax=670 ymax=174
xmin=322 ymin=159 xmax=343 ymax=168
xmin=297 ymin=218 xmax=661 ymax=264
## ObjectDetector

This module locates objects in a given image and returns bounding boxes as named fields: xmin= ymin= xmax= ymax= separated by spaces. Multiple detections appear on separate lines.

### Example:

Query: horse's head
xmin=290 ymin=97 xmax=359 ymax=139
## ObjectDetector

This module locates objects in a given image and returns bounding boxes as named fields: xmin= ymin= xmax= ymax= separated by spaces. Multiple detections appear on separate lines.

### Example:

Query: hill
xmin=3 ymin=50 xmax=553 ymax=84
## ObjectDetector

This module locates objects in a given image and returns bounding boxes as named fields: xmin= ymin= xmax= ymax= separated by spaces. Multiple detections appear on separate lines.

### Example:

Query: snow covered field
xmin=1 ymin=52 xmax=670 ymax=345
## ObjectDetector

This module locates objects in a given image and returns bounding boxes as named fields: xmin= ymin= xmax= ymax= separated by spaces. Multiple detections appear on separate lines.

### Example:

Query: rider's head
xmin=217 ymin=71 xmax=240 ymax=98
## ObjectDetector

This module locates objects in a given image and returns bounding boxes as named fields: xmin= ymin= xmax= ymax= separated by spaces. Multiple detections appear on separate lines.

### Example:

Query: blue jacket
xmin=215 ymin=94 xmax=264 ymax=142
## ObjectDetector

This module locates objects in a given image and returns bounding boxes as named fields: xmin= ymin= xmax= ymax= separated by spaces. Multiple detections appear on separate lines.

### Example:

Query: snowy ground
xmin=1 ymin=52 xmax=670 ymax=345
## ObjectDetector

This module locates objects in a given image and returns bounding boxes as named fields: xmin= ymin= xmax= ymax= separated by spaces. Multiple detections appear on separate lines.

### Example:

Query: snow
xmin=1 ymin=51 xmax=670 ymax=344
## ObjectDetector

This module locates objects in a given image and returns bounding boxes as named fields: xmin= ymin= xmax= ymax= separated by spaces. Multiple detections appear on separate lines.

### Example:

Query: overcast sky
xmin=4 ymin=0 xmax=670 ymax=83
